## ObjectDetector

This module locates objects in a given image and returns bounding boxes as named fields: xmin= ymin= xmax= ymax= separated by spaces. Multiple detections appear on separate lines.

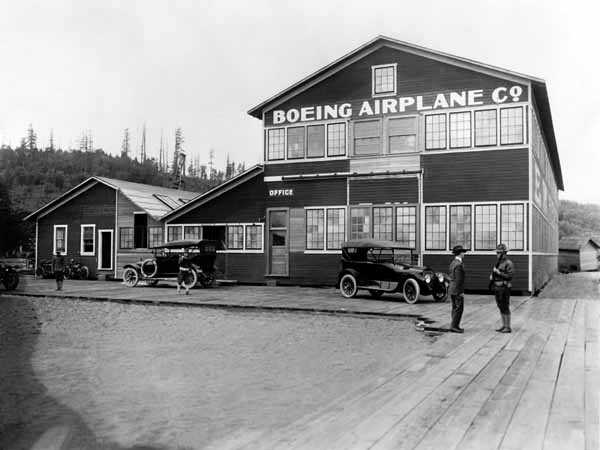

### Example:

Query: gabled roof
xmin=162 ymin=165 xmax=264 ymax=222
xmin=559 ymin=237 xmax=600 ymax=251
xmin=247 ymin=35 xmax=563 ymax=190
xmin=24 ymin=176 xmax=199 ymax=221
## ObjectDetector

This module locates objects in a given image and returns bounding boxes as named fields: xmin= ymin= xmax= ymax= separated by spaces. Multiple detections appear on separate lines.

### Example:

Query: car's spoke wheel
xmin=369 ymin=289 xmax=384 ymax=299
xmin=182 ymin=268 xmax=198 ymax=289
xmin=432 ymin=284 xmax=448 ymax=302
xmin=403 ymin=278 xmax=420 ymax=304
xmin=340 ymin=274 xmax=358 ymax=298
xmin=80 ymin=265 xmax=90 ymax=280
xmin=123 ymin=268 xmax=139 ymax=287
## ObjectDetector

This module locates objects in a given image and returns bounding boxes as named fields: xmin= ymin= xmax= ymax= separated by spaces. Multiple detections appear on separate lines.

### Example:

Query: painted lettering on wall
xmin=271 ymin=85 xmax=525 ymax=125
xmin=269 ymin=189 xmax=294 ymax=197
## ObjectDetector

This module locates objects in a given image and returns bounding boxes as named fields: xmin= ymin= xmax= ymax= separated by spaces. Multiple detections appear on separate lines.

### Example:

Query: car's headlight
xmin=424 ymin=274 xmax=431 ymax=283
xmin=437 ymin=273 xmax=444 ymax=282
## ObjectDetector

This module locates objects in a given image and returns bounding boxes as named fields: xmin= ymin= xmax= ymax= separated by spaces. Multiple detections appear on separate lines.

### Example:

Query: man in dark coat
xmin=448 ymin=245 xmax=467 ymax=333
xmin=52 ymin=250 xmax=65 ymax=291
xmin=177 ymin=249 xmax=193 ymax=295
xmin=490 ymin=243 xmax=514 ymax=333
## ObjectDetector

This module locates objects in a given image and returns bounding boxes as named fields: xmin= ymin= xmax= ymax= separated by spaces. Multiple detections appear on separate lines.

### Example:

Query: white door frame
xmin=98 ymin=229 xmax=114 ymax=270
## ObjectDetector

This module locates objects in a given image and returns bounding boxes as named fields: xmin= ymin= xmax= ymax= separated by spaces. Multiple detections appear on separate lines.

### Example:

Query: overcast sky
xmin=0 ymin=0 xmax=598 ymax=203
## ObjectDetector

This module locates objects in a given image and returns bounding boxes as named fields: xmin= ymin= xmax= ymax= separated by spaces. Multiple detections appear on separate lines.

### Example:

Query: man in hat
xmin=448 ymin=245 xmax=467 ymax=333
xmin=52 ymin=250 xmax=65 ymax=291
xmin=490 ymin=243 xmax=514 ymax=333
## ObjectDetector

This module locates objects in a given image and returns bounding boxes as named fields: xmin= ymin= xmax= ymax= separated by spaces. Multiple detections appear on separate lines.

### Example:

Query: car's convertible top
xmin=151 ymin=239 xmax=219 ymax=250
xmin=341 ymin=239 xmax=413 ymax=250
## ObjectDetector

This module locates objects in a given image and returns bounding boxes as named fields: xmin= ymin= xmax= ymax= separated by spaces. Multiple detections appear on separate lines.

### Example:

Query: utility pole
xmin=159 ymin=129 xmax=164 ymax=172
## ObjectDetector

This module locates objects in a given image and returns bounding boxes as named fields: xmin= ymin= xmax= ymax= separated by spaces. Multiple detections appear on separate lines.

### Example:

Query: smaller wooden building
xmin=558 ymin=237 xmax=600 ymax=272
xmin=25 ymin=177 xmax=198 ymax=279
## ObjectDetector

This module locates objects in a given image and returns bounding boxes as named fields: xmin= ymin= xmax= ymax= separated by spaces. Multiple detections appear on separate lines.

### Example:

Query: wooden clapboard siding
xmin=286 ymin=252 xmax=340 ymax=285
xmin=580 ymin=241 xmax=600 ymax=271
xmin=264 ymin=159 xmax=349 ymax=176
xmin=423 ymin=253 xmax=529 ymax=291
xmin=533 ymin=255 xmax=558 ymax=292
xmin=532 ymin=206 xmax=558 ymax=254
xmin=264 ymin=46 xmax=528 ymax=126
xmin=117 ymin=192 xmax=161 ymax=228
xmin=349 ymin=154 xmax=420 ymax=173
xmin=37 ymin=182 xmax=116 ymax=277
xmin=170 ymin=175 xmax=267 ymax=224
xmin=289 ymin=208 xmax=306 ymax=252
xmin=349 ymin=177 xmax=418 ymax=204
xmin=215 ymin=253 xmax=266 ymax=283
xmin=422 ymin=148 xmax=528 ymax=203
xmin=266 ymin=178 xmax=347 ymax=208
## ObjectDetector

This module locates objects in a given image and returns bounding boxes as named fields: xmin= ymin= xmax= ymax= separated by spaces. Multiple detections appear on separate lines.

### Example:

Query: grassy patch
xmin=538 ymin=272 xmax=600 ymax=299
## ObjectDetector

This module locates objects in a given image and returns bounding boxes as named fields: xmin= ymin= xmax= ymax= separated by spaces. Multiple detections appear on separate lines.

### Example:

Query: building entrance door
xmin=268 ymin=210 xmax=288 ymax=276
xmin=98 ymin=229 xmax=113 ymax=271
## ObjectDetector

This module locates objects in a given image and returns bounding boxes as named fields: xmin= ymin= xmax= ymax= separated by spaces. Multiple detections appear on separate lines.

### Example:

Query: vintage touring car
xmin=337 ymin=240 xmax=449 ymax=303
xmin=122 ymin=239 xmax=219 ymax=288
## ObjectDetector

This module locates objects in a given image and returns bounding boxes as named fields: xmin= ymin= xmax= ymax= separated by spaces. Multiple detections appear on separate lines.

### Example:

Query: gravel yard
xmin=0 ymin=295 xmax=435 ymax=450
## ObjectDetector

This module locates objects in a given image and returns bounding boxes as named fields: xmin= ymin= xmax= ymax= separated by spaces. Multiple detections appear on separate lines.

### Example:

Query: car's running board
xmin=357 ymin=285 xmax=396 ymax=292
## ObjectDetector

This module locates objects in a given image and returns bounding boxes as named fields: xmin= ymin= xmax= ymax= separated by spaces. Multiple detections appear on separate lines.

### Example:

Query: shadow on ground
xmin=0 ymin=295 xmax=188 ymax=450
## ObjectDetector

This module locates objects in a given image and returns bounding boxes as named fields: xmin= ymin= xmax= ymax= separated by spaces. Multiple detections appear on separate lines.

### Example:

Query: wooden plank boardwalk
xmin=2 ymin=273 xmax=599 ymax=450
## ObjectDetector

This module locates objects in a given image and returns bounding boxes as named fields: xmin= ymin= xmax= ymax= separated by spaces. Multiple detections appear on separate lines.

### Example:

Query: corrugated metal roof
xmin=559 ymin=237 xmax=600 ymax=251
xmin=95 ymin=177 xmax=199 ymax=219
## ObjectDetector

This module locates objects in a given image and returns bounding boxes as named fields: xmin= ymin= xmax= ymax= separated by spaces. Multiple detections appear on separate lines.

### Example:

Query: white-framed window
xmin=305 ymin=207 xmax=346 ymax=251
xmin=307 ymin=124 xmax=325 ymax=158
xmin=148 ymin=226 xmax=163 ymax=248
xmin=354 ymin=119 xmax=381 ymax=155
xmin=449 ymin=111 xmax=471 ymax=148
xmin=372 ymin=64 xmax=397 ymax=96
xmin=167 ymin=225 xmax=183 ymax=242
xmin=184 ymin=225 xmax=201 ymax=241
xmin=475 ymin=204 xmax=497 ymax=250
xmin=425 ymin=206 xmax=446 ymax=250
xmin=350 ymin=207 xmax=371 ymax=240
xmin=287 ymin=126 xmax=305 ymax=159
xmin=449 ymin=205 xmax=471 ymax=249
xmin=396 ymin=206 xmax=417 ymax=249
xmin=306 ymin=209 xmax=325 ymax=250
xmin=474 ymin=109 xmax=497 ymax=146
xmin=500 ymin=107 xmax=524 ymax=145
xmin=119 ymin=227 xmax=134 ymax=249
xmin=373 ymin=206 xmax=393 ymax=241
xmin=246 ymin=225 xmax=263 ymax=250
xmin=53 ymin=225 xmax=68 ymax=255
xmin=501 ymin=203 xmax=525 ymax=251
xmin=267 ymin=128 xmax=285 ymax=160
xmin=425 ymin=114 xmax=447 ymax=150
xmin=326 ymin=208 xmax=346 ymax=250
xmin=227 ymin=225 xmax=244 ymax=250
xmin=388 ymin=117 xmax=417 ymax=153
xmin=327 ymin=123 xmax=346 ymax=156
xmin=80 ymin=224 xmax=95 ymax=255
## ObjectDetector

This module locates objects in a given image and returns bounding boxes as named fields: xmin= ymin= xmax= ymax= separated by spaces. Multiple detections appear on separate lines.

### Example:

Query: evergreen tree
xmin=121 ymin=128 xmax=130 ymax=158
xmin=26 ymin=124 xmax=37 ymax=150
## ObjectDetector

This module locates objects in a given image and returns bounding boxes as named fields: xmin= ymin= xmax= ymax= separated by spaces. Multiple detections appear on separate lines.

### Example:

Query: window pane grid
xmin=306 ymin=209 xmax=325 ymax=250
xmin=267 ymin=128 xmax=285 ymax=160
xmin=425 ymin=206 xmax=446 ymax=250
xmin=396 ymin=206 xmax=416 ymax=248
xmin=500 ymin=107 xmax=524 ymax=145
xmin=475 ymin=205 xmax=497 ymax=250
xmin=287 ymin=126 xmax=305 ymax=159
xmin=184 ymin=226 xmax=200 ymax=241
xmin=449 ymin=112 xmax=471 ymax=148
xmin=425 ymin=114 xmax=446 ymax=150
xmin=326 ymin=209 xmax=345 ymax=250
xmin=55 ymin=227 xmax=66 ymax=253
xmin=475 ymin=109 xmax=497 ymax=146
xmin=148 ymin=227 xmax=163 ymax=248
xmin=449 ymin=206 xmax=472 ymax=249
xmin=227 ymin=225 xmax=244 ymax=250
xmin=246 ymin=225 xmax=262 ymax=250
xmin=307 ymin=124 xmax=325 ymax=158
xmin=350 ymin=207 xmax=370 ymax=240
xmin=374 ymin=66 xmax=395 ymax=94
xmin=327 ymin=123 xmax=346 ymax=156
xmin=82 ymin=226 xmax=94 ymax=253
xmin=373 ymin=207 xmax=393 ymax=241
xmin=167 ymin=226 xmax=182 ymax=242
xmin=120 ymin=227 xmax=133 ymax=249
xmin=501 ymin=204 xmax=525 ymax=250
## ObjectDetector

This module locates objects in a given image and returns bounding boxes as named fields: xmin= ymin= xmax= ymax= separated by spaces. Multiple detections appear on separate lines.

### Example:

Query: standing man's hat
xmin=451 ymin=245 xmax=468 ymax=255
xmin=496 ymin=243 xmax=508 ymax=253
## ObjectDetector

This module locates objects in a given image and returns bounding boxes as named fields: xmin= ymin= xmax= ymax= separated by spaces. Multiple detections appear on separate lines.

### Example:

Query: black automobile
xmin=337 ymin=239 xmax=449 ymax=304
xmin=122 ymin=240 xmax=219 ymax=289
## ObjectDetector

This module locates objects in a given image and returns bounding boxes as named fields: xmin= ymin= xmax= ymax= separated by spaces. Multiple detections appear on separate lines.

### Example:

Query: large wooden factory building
xmin=167 ymin=36 xmax=562 ymax=292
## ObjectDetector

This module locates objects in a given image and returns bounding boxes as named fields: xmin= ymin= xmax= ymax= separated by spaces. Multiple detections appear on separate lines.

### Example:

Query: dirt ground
xmin=0 ymin=295 xmax=436 ymax=450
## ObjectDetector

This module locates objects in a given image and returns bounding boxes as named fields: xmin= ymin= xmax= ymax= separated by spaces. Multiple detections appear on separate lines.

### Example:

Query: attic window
xmin=372 ymin=64 xmax=397 ymax=96
xmin=154 ymin=194 xmax=181 ymax=210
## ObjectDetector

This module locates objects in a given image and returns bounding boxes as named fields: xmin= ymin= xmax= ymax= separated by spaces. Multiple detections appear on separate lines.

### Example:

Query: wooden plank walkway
xmin=3 ymin=273 xmax=599 ymax=450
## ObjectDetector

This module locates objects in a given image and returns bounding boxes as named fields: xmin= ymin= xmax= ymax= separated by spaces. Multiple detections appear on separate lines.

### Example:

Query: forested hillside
xmin=559 ymin=199 xmax=600 ymax=240
xmin=0 ymin=144 xmax=247 ymax=255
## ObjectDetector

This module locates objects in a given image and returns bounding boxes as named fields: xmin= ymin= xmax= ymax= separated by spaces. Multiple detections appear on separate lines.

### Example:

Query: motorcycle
xmin=1 ymin=263 xmax=19 ymax=290
xmin=65 ymin=259 xmax=90 ymax=280
xmin=36 ymin=259 xmax=54 ymax=278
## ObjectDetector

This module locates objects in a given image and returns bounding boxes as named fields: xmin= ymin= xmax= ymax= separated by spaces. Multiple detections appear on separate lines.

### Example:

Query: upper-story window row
xmin=425 ymin=105 xmax=525 ymax=151
xmin=266 ymin=122 xmax=347 ymax=161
